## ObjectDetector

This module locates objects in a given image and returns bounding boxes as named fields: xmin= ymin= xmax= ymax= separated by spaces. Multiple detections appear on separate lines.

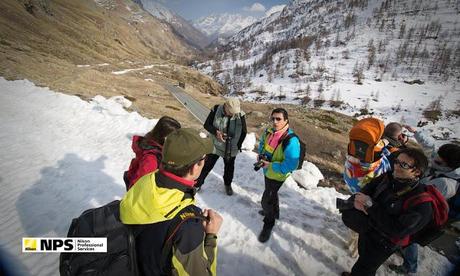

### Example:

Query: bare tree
xmin=399 ymin=21 xmax=406 ymax=39
xmin=423 ymin=96 xmax=443 ymax=122
xmin=306 ymin=84 xmax=312 ymax=98
xmin=368 ymin=39 xmax=376 ymax=69
xmin=317 ymin=82 xmax=324 ymax=94
xmin=353 ymin=61 xmax=365 ymax=84
xmin=332 ymin=67 xmax=338 ymax=83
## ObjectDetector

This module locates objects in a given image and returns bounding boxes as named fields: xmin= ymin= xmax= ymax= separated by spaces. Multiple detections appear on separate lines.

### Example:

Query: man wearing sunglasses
xmin=382 ymin=122 xmax=410 ymax=154
xmin=341 ymin=148 xmax=433 ymax=276
xmin=256 ymin=108 xmax=301 ymax=242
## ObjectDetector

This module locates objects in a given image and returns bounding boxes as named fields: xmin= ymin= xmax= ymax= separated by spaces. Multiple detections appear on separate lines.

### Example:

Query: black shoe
xmin=389 ymin=264 xmax=409 ymax=274
xmin=341 ymin=272 xmax=351 ymax=276
xmin=258 ymin=210 xmax=279 ymax=219
xmin=225 ymin=186 xmax=233 ymax=196
xmin=258 ymin=224 xmax=273 ymax=243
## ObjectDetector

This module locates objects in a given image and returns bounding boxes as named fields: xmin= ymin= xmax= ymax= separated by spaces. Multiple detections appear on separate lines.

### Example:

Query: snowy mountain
xmin=193 ymin=13 xmax=258 ymax=42
xmin=199 ymin=0 xmax=460 ymax=144
xmin=0 ymin=77 xmax=453 ymax=275
xmin=139 ymin=0 xmax=209 ymax=49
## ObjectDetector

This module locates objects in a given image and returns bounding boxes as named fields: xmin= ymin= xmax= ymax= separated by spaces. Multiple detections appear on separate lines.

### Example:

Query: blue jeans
xmin=402 ymin=243 xmax=418 ymax=273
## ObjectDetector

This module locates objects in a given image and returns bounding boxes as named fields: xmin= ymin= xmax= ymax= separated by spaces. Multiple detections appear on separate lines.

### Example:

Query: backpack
xmin=393 ymin=185 xmax=449 ymax=247
xmin=59 ymin=200 xmax=138 ymax=276
xmin=60 ymin=201 xmax=205 ymax=276
xmin=282 ymin=133 xmax=306 ymax=170
xmin=348 ymin=118 xmax=385 ymax=163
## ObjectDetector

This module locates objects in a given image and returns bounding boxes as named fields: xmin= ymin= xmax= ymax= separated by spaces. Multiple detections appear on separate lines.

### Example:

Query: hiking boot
xmin=225 ymin=186 xmax=233 ymax=196
xmin=389 ymin=264 xmax=409 ymax=274
xmin=258 ymin=224 xmax=273 ymax=243
xmin=258 ymin=210 xmax=279 ymax=219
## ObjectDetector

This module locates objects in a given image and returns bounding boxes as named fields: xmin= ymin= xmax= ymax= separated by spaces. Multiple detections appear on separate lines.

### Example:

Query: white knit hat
xmin=224 ymin=98 xmax=240 ymax=114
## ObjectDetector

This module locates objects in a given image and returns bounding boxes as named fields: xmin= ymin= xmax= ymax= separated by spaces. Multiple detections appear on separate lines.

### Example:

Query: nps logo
xmin=22 ymin=238 xmax=107 ymax=253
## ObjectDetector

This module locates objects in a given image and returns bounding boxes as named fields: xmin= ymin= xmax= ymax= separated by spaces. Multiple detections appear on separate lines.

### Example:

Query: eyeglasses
xmin=394 ymin=158 xmax=415 ymax=170
xmin=270 ymin=117 xmax=283 ymax=122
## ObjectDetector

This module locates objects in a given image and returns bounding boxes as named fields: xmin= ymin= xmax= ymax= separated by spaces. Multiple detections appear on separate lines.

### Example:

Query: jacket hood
xmin=132 ymin=135 xmax=162 ymax=156
xmin=131 ymin=135 xmax=143 ymax=155
xmin=433 ymin=166 xmax=460 ymax=180
xmin=120 ymin=172 xmax=194 ymax=225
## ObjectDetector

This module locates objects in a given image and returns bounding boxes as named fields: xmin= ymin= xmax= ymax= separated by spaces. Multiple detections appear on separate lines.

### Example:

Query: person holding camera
xmin=195 ymin=98 xmax=247 ymax=196
xmin=340 ymin=148 xmax=434 ymax=276
xmin=256 ymin=108 xmax=301 ymax=243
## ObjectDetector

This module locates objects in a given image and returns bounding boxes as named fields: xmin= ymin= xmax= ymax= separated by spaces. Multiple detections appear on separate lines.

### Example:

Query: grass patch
xmin=320 ymin=114 xmax=338 ymax=124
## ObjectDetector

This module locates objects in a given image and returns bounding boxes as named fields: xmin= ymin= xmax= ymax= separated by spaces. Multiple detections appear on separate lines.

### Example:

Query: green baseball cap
xmin=162 ymin=128 xmax=213 ymax=167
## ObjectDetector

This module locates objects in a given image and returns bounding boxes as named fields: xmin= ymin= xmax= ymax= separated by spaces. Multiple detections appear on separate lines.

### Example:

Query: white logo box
xmin=22 ymin=237 xmax=107 ymax=253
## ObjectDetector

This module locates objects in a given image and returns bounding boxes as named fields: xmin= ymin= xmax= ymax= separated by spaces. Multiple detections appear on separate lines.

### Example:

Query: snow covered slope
xmin=199 ymin=0 xmax=459 ymax=144
xmin=0 ymin=78 xmax=453 ymax=275
xmin=139 ymin=0 xmax=209 ymax=48
xmin=193 ymin=13 xmax=258 ymax=42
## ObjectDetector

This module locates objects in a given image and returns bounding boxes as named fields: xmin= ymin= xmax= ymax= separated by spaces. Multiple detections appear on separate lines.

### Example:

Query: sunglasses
xmin=394 ymin=158 xmax=415 ymax=170
xmin=398 ymin=133 xmax=408 ymax=142
xmin=270 ymin=117 xmax=283 ymax=122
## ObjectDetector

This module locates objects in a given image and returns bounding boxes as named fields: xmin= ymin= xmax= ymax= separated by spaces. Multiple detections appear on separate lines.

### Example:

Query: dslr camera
xmin=253 ymin=154 xmax=268 ymax=171
xmin=336 ymin=197 xmax=354 ymax=212
xmin=336 ymin=195 xmax=372 ymax=212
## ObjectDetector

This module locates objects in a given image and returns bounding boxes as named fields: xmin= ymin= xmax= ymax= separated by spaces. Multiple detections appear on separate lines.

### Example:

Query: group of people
xmin=119 ymin=97 xmax=459 ymax=276
xmin=341 ymin=121 xmax=460 ymax=276
xmin=121 ymin=99 xmax=302 ymax=275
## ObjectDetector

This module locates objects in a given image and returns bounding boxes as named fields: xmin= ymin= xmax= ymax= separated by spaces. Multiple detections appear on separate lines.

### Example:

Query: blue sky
xmin=157 ymin=0 xmax=289 ymax=20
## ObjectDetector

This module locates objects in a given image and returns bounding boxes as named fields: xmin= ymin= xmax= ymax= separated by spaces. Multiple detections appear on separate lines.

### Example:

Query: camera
xmin=336 ymin=196 xmax=372 ymax=212
xmin=253 ymin=154 xmax=268 ymax=171
xmin=336 ymin=197 xmax=355 ymax=212
xmin=224 ymin=134 xmax=233 ymax=161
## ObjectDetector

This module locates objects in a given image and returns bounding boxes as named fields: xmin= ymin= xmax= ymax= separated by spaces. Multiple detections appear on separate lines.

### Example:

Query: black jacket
xmin=362 ymin=173 xmax=433 ymax=241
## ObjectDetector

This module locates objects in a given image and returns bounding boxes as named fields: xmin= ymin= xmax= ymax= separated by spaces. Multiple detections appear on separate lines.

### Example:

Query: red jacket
xmin=126 ymin=136 xmax=162 ymax=189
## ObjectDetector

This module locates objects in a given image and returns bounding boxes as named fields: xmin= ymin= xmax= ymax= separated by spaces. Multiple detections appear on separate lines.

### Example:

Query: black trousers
xmin=261 ymin=177 xmax=284 ymax=226
xmin=196 ymin=154 xmax=236 ymax=188
xmin=350 ymin=232 xmax=398 ymax=276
